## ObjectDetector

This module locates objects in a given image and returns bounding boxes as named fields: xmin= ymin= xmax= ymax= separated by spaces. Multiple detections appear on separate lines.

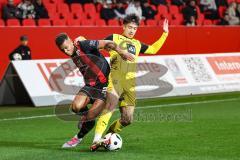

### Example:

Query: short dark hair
xmin=55 ymin=33 xmax=69 ymax=47
xmin=123 ymin=14 xmax=140 ymax=26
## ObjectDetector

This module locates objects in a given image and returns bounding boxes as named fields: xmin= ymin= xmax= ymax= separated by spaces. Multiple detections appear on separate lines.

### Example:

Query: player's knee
xmin=121 ymin=116 xmax=133 ymax=126
xmin=71 ymin=101 xmax=82 ymax=113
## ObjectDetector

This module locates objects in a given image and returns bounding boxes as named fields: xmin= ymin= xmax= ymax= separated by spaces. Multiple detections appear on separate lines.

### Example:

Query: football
xmin=103 ymin=133 xmax=123 ymax=151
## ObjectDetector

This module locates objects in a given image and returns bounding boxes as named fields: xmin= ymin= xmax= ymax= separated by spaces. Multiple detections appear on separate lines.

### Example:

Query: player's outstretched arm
xmin=142 ymin=19 xmax=169 ymax=55
xmin=98 ymin=40 xmax=135 ymax=62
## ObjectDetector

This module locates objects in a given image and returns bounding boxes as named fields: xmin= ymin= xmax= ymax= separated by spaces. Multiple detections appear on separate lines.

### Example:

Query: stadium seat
xmin=170 ymin=19 xmax=181 ymax=26
xmin=156 ymin=5 xmax=168 ymax=19
xmin=203 ymin=20 xmax=213 ymax=25
xmin=74 ymin=13 xmax=87 ymax=20
xmin=0 ymin=19 xmax=5 ymax=26
xmin=57 ymin=4 xmax=70 ymax=13
xmin=173 ymin=13 xmax=184 ymax=23
xmin=67 ymin=19 xmax=80 ymax=26
xmin=139 ymin=20 xmax=145 ymax=26
xmin=81 ymin=19 xmax=95 ymax=26
xmin=95 ymin=19 xmax=107 ymax=26
xmin=52 ymin=19 xmax=66 ymax=26
xmin=146 ymin=19 xmax=158 ymax=26
xmin=48 ymin=12 xmax=60 ymax=20
xmin=70 ymin=4 xmax=83 ymax=15
xmin=83 ymin=3 xmax=97 ymax=18
xmin=60 ymin=12 xmax=74 ymax=20
xmin=6 ymin=19 xmax=20 ymax=26
xmin=45 ymin=3 xmax=57 ymax=13
xmin=197 ymin=14 xmax=205 ymax=25
xmin=108 ymin=19 xmax=120 ymax=26
xmin=38 ymin=19 xmax=51 ymax=26
xmin=218 ymin=6 xmax=227 ymax=18
xmin=22 ymin=19 xmax=36 ymax=26
xmin=169 ymin=5 xmax=179 ymax=15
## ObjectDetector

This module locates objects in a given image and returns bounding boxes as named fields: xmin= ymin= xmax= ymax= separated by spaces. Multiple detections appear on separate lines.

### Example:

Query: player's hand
xmin=163 ymin=19 xmax=169 ymax=33
xmin=119 ymin=50 xmax=135 ymax=62
xmin=74 ymin=36 xmax=86 ymax=45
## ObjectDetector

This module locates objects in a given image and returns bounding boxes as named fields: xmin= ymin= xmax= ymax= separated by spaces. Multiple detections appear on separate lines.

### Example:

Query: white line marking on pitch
xmin=0 ymin=97 xmax=239 ymax=122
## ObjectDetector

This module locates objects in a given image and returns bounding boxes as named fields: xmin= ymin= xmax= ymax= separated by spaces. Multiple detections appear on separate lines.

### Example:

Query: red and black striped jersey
xmin=71 ymin=40 xmax=110 ymax=87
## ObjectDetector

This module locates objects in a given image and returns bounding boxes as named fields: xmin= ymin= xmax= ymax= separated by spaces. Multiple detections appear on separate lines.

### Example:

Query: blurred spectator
xmin=150 ymin=0 xmax=167 ymax=6
xmin=34 ymin=0 xmax=49 ymax=19
xmin=100 ymin=1 xmax=116 ymax=20
xmin=171 ymin=0 xmax=186 ymax=6
xmin=142 ymin=0 xmax=157 ymax=19
xmin=17 ymin=0 xmax=35 ymax=19
xmin=182 ymin=0 xmax=198 ymax=24
xmin=66 ymin=0 xmax=93 ymax=4
xmin=226 ymin=2 xmax=240 ymax=25
xmin=114 ymin=1 xmax=126 ymax=19
xmin=125 ymin=0 xmax=142 ymax=19
xmin=186 ymin=15 xmax=196 ymax=26
xmin=9 ymin=35 xmax=32 ymax=61
xmin=237 ymin=3 xmax=240 ymax=18
xmin=2 ymin=0 xmax=18 ymax=20
xmin=215 ymin=0 xmax=227 ymax=7
xmin=217 ymin=14 xmax=230 ymax=25
xmin=200 ymin=0 xmax=218 ymax=20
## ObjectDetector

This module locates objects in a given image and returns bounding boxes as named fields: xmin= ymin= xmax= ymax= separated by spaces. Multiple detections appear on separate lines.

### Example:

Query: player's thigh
xmin=72 ymin=92 xmax=90 ymax=112
xmin=106 ymin=78 xmax=123 ymax=111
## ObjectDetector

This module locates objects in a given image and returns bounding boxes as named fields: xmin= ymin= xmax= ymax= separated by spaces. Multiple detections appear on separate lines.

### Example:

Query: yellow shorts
xmin=107 ymin=71 xmax=136 ymax=107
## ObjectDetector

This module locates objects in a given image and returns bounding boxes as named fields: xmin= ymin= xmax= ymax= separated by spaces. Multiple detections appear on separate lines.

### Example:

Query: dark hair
xmin=123 ymin=14 xmax=140 ymax=26
xmin=55 ymin=33 xmax=69 ymax=47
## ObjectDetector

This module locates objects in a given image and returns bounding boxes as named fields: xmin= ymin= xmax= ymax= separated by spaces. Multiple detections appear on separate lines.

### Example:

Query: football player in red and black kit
xmin=55 ymin=33 xmax=134 ymax=149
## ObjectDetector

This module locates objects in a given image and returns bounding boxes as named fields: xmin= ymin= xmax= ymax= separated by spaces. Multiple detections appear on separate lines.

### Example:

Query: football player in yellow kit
xmin=91 ymin=14 xmax=169 ymax=151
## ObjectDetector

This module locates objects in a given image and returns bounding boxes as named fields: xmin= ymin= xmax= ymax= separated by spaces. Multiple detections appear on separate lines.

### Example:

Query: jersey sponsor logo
xmin=127 ymin=44 xmax=136 ymax=55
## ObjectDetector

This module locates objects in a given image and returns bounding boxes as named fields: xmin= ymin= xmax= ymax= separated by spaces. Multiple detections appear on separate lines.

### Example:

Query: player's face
xmin=123 ymin=22 xmax=138 ymax=39
xmin=59 ymin=38 xmax=74 ymax=56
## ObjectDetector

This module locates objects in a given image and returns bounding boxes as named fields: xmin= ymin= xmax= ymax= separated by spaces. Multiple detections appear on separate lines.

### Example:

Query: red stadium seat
xmin=60 ymin=12 xmax=74 ymax=19
xmin=83 ymin=3 xmax=97 ymax=17
xmin=70 ymin=4 xmax=83 ymax=14
xmin=169 ymin=5 xmax=179 ymax=15
xmin=156 ymin=5 xmax=168 ymax=19
xmin=67 ymin=19 xmax=80 ymax=26
xmin=218 ymin=6 xmax=227 ymax=18
xmin=7 ymin=19 xmax=20 ymax=26
xmin=81 ymin=19 xmax=95 ymax=26
xmin=52 ymin=19 xmax=66 ymax=26
xmin=48 ymin=12 xmax=60 ymax=20
xmin=38 ymin=19 xmax=51 ymax=26
xmin=196 ymin=13 xmax=205 ymax=25
xmin=45 ymin=3 xmax=57 ymax=13
xmin=0 ymin=19 xmax=5 ymax=26
xmin=203 ymin=20 xmax=213 ymax=25
xmin=146 ymin=19 xmax=158 ymax=26
xmin=95 ymin=19 xmax=106 ymax=26
xmin=170 ymin=19 xmax=181 ymax=26
xmin=58 ymin=4 xmax=70 ymax=13
xmin=139 ymin=20 xmax=145 ymax=26
xmin=173 ymin=13 xmax=184 ymax=24
xmin=108 ymin=19 xmax=120 ymax=26
xmin=22 ymin=19 xmax=36 ymax=26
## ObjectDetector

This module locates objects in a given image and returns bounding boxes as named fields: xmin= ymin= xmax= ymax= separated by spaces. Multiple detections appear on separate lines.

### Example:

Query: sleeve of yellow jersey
xmin=140 ymin=32 xmax=169 ymax=54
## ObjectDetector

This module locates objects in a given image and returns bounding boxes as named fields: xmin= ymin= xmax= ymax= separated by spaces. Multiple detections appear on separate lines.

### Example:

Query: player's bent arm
xmin=143 ymin=32 xmax=169 ymax=55
xmin=98 ymin=40 xmax=135 ymax=61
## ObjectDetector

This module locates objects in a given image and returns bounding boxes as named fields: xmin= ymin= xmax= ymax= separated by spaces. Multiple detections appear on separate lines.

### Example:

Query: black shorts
xmin=78 ymin=83 xmax=107 ymax=103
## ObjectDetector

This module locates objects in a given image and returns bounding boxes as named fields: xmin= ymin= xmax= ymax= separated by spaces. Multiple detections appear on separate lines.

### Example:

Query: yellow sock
xmin=108 ymin=119 xmax=124 ymax=133
xmin=93 ymin=109 xmax=113 ymax=142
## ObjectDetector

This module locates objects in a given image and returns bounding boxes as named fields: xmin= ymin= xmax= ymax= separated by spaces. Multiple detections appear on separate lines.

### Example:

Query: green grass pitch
xmin=0 ymin=92 xmax=240 ymax=160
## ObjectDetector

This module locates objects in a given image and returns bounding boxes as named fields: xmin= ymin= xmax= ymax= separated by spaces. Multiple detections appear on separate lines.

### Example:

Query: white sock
xmin=93 ymin=133 xmax=102 ymax=143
